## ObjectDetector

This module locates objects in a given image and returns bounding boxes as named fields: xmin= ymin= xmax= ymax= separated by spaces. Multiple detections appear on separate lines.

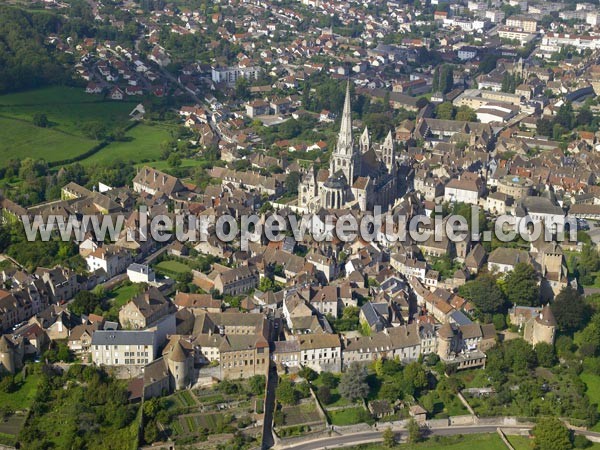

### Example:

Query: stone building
xmin=298 ymin=82 xmax=399 ymax=212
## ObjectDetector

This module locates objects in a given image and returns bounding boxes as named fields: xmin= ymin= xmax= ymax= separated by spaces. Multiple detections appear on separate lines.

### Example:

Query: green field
xmin=84 ymin=123 xmax=178 ymax=165
xmin=0 ymin=86 xmax=137 ymax=165
xmin=0 ymin=87 xmax=190 ymax=168
xmin=0 ymin=87 xmax=135 ymax=135
xmin=0 ymin=116 xmax=96 ymax=163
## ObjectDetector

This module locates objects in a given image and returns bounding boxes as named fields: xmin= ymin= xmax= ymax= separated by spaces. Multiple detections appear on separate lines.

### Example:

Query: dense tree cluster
xmin=0 ymin=7 xmax=68 ymax=93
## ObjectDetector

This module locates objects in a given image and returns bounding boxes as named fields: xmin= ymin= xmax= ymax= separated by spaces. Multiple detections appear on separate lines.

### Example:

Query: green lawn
xmin=155 ymin=260 xmax=192 ymax=276
xmin=581 ymin=372 xmax=600 ymax=431
xmin=347 ymin=433 xmax=509 ymax=450
xmin=0 ymin=116 xmax=96 ymax=163
xmin=328 ymin=406 xmax=367 ymax=426
xmin=506 ymin=434 xmax=533 ymax=450
xmin=0 ymin=371 xmax=41 ymax=411
xmin=83 ymin=123 xmax=178 ymax=165
xmin=103 ymin=283 xmax=145 ymax=320
xmin=109 ymin=283 xmax=145 ymax=308
xmin=313 ymin=375 xmax=353 ymax=408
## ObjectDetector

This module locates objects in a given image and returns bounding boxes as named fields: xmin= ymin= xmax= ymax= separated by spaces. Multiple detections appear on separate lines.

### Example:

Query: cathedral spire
xmin=337 ymin=80 xmax=353 ymax=154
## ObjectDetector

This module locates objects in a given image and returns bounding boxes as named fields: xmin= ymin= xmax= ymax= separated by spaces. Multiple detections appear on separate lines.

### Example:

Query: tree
xmin=555 ymin=101 xmax=575 ymax=130
xmin=535 ymin=342 xmax=556 ymax=367
xmin=436 ymin=101 xmax=455 ymax=120
xmin=276 ymin=379 xmax=298 ymax=405
xmin=235 ymin=77 xmax=250 ymax=100
xmin=532 ymin=417 xmax=573 ymax=450
xmin=33 ymin=113 xmax=49 ymax=128
xmin=298 ymin=366 xmax=317 ymax=382
xmin=553 ymin=123 xmax=566 ymax=140
xmin=577 ymin=108 xmax=594 ymax=127
xmin=319 ymin=372 xmax=338 ymax=389
xmin=339 ymin=362 xmax=369 ymax=402
xmin=551 ymin=286 xmax=589 ymax=332
xmin=379 ymin=381 xmax=403 ymax=401
xmin=144 ymin=420 xmax=159 ymax=444
xmin=167 ymin=153 xmax=182 ymax=168
xmin=259 ymin=276 xmax=275 ymax=292
xmin=407 ymin=418 xmax=422 ymax=443
xmin=81 ymin=121 xmax=107 ymax=140
xmin=403 ymin=362 xmax=428 ymax=396
xmin=248 ymin=375 xmax=266 ymax=395
xmin=70 ymin=291 xmax=102 ymax=316
xmin=537 ymin=118 xmax=554 ymax=136
xmin=459 ymin=274 xmax=507 ymax=316
xmin=439 ymin=65 xmax=454 ymax=94
xmin=492 ymin=313 xmax=506 ymax=330
xmin=382 ymin=427 xmax=396 ymax=448
xmin=432 ymin=66 xmax=440 ymax=92
xmin=504 ymin=263 xmax=539 ymax=307
xmin=504 ymin=338 xmax=536 ymax=375
xmin=0 ymin=376 xmax=16 ymax=393
xmin=285 ymin=172 xmax=301 ymax=197
xmin=318 ymin=385 xmax=332 ymax=405
xmin=455 ymin=105 xmax=477 ymax=122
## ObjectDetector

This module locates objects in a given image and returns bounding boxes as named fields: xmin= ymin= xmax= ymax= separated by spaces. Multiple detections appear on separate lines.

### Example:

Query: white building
xmin=211 ymin=66 xmax=263 ymax=86
xmin=127 ymin=263 xmax=156 ymax=283
xmin=444 ymin=177 xmax=484 ymax=205
xmin=86 ymin=246 xmax=132 ymax=278
xmin=91 ymin=330 xmax=157 ymax=366
xmin=298 ymin=334 xmax=342 ymax=373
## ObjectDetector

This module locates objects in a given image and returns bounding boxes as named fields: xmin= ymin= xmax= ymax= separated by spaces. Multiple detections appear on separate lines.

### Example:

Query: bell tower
xmin=330 ymin=80 xmax=360 ymax=183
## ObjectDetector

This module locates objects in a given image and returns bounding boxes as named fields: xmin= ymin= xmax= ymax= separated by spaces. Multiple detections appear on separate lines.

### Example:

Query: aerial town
xmin=4 ymin=0 xmax=600 ymax=449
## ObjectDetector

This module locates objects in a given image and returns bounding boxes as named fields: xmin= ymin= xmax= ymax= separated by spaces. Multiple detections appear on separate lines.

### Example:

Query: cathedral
xmin=298 ymin=82 xmax=400 ymax=212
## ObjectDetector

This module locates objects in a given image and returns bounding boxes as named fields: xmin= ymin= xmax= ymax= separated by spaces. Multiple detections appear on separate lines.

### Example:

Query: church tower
xmin=382 ymin=130 xmax=395 ymax=172
xmin=330 ymin=81 xmax=360 ymax=184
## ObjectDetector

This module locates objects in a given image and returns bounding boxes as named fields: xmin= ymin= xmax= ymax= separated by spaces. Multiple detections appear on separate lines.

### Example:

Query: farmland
xmin=83 ymin=122 xmax=178 ymax=165
xmin=0 ymin=116 xmax=96 ymax=163
xmin=0 ymin=87 xmax=135 ymax=131
xmin=0 ymin=87 xmax=181 ymax=167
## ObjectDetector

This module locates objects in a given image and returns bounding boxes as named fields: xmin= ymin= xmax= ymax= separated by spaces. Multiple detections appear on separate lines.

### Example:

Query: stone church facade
xmin=298 ymin=82 xmax=400 ymax=212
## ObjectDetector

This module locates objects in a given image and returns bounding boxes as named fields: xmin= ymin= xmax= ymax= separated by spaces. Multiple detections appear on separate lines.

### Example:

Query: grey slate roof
xmin=91 ymin=330 xmax=155 ymax=346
